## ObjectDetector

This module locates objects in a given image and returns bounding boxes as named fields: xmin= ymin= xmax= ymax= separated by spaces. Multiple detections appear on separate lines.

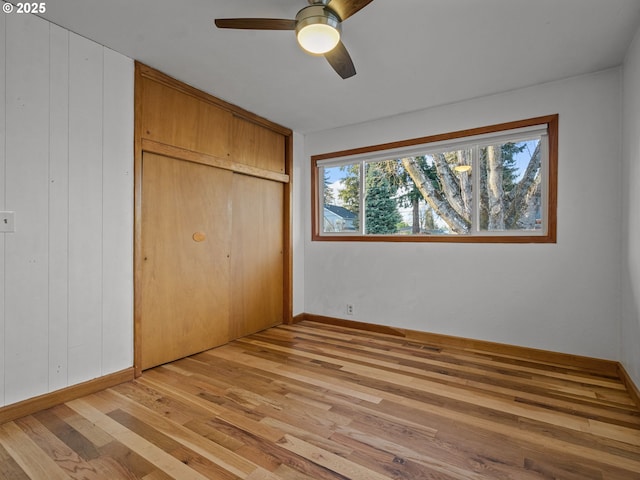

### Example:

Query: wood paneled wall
xmin=0 ymin=13 xmax=134 ymax=407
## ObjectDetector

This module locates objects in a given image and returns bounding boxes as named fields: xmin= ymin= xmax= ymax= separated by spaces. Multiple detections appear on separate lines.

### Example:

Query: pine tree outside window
xmin=312 ymin=115 xmax=557 ymax=243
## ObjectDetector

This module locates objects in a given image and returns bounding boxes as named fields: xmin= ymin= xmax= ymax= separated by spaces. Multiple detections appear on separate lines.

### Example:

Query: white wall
xmin=622 ymin=24 xmax=640 ymax=386
xmin=301 ymin=69 xmax=623 ymax=361
xmin=0 ymin=12 xmax=134 ymax=406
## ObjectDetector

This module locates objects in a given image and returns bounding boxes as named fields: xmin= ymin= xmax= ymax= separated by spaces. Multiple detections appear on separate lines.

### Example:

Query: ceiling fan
xmin=214 ymin=0 xmax=373 ymax=79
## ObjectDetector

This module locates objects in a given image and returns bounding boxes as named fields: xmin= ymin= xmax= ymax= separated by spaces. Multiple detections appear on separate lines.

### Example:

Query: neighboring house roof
xmin=325 ymin=204 xmax=357 ymax=220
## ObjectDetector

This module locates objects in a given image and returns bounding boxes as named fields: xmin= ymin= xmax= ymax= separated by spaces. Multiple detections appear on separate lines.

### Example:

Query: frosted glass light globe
xmin=297 ymin=23 xmax=340 ymax=54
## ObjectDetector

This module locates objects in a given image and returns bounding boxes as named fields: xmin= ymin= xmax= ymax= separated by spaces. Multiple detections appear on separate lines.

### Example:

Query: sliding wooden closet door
xmin=135 ymin=65 xmax=292 ymax=374
xmin=230 ymin=174 xmax=284 ymax=339
xmin=140 ymin=152 xmax=232 ymax=369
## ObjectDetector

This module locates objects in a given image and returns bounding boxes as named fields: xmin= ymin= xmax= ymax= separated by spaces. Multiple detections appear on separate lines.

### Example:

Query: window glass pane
xmin=357 ymin=152 xmax=474 ymax=236
xmin=478 ymin=138 xmax=542 ymax=232
xmin=322 ymin=164 xmax=359 ymax=233
xmin=368 ymin=157 xmax=433 ymax=236
xmin=425 ymin=149 xmax=473 ymax=235
xmin=364 ymin=160 xmax=404 ymax=234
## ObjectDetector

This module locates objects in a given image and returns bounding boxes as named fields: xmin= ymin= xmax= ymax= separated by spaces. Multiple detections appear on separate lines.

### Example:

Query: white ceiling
xmin=35 ymin=0 xmax=640 ymax=133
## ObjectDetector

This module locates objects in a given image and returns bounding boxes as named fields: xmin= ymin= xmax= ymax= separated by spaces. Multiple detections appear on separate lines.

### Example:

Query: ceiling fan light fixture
xmin=297 ymin=23 xmax=340 ymax=54
xmin=454 ymin=165 xmax=472 ymax=173
xmin=295 ymin=5 xmax=341 ymax=55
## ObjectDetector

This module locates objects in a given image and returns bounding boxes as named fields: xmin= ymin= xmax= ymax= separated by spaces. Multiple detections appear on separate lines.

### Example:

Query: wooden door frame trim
xmin=134 ymin=62 xmax=294 ymax=376
xmin=133 ymin=63 xmax=144 ymax=378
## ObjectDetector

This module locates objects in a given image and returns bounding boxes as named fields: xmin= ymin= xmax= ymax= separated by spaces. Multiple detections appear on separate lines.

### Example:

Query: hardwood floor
xmin=1 ymin=320 xmax=639 ymax=479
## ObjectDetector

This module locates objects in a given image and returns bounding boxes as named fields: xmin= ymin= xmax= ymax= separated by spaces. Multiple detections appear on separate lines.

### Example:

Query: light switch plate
xmin=0 ymin=211 xmax=15 ymax=233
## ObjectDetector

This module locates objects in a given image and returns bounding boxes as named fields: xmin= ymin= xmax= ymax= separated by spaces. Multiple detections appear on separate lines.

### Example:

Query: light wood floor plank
xmin=278 ymin=434 xmax=390 ymax=480
xmin=207 ymin=339 xmax=640 ymax=461
xmin=0 ymin=421 xmax=71 ymax=480
xmin=237 ymin=336 xmax=638 ymax=443
xmin=95 ymin=389 xmax=262 ymax=478
xmin=259 ymin=328 xmax=636 ymax=413
xmin=66 ymin=399 xmax=213 ymax=480
xmin=15 ymin=414 xmax=105 ymax=479
xmin=0 ymin=320 xmax=638 ymax=479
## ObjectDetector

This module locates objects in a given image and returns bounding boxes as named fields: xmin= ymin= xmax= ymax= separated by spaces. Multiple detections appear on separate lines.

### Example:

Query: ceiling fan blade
xmin=214 ymin=18 xmax=296 ymax=30
xmin=327 ymin=0 xmax=373 ymax=21
xmin=325 ymin=41 xmax=356 ymax=79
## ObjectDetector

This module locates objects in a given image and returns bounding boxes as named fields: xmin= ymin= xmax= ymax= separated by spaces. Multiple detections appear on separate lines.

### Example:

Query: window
xmin=312 ymin=115 xmax=557 ymax=242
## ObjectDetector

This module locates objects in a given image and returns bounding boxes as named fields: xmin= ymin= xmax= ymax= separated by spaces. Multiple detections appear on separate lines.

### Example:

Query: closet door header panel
xmin=231 ymin=115 xmax=286 ymax=173
xmin=140 ymin=77 xmax=232 ymax=159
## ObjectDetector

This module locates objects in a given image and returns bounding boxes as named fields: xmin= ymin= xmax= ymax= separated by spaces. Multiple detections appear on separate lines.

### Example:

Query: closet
xmin=134 ymin=64 xmax=292 ymax=372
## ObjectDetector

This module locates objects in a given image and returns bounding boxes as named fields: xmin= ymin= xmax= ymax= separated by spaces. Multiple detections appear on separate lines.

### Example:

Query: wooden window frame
xmin=311 ymin=114 xmax=558 ymax=243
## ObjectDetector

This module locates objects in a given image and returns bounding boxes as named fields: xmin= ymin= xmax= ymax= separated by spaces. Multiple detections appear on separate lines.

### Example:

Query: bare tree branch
xmin=401 ymin=157 xmax=470 ymax=234
xmin=432 ymin=153 xmax=465 ymax=218
xmin=456 ymin=150 xmax=473 ymax=219
xmin=505 ymin=143 xmax=541 ymax=227
xmin=486 ymin=145 xmax=505 ymax=230
xmin=512 ymin=174 xmax=541 ymax=229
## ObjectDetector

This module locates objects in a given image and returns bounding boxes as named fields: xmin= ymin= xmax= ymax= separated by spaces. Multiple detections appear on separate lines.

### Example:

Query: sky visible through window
xmin=324 ymin=140 xmax=537 ymax=184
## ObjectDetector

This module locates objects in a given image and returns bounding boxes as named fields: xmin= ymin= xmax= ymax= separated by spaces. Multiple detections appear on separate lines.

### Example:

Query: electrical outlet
xmin=346 ymin=304 xmax=354 ymax=315
xmin=0 ymin=211 xmax=15 ymax=233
